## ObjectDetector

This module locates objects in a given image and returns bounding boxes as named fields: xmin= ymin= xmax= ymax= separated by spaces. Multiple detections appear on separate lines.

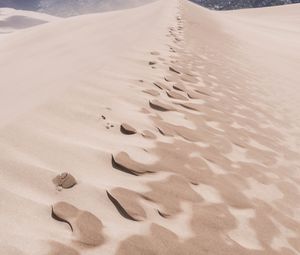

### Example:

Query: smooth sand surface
xmin=0 ymin=0 xmax=300 ymax=254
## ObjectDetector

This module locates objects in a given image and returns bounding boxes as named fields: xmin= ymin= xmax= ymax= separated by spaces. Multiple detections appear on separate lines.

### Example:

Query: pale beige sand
xmin=0 ymin=0 xmax=300 ymax=254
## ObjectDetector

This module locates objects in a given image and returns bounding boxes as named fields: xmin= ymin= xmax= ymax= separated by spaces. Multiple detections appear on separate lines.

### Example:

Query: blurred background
xmin=0 ymin=0 xmax=299 ymax=17
xmin=0 ymin=0 xmax=154 ymax=17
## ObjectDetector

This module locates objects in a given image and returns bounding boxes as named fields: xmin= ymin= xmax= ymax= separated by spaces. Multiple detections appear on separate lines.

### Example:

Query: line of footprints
xmin=51 ymin=12 xmax=185 ymax=250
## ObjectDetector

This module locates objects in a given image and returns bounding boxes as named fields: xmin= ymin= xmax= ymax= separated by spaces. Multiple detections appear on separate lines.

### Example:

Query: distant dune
xmin=0 ymin=0 xmax=299 ymax=254
xmin=0 ymin=8 xmax=59 ymax=34
xmin=0 ymin=0 xmax=155 ymax=17
xmin=191 ymin=0 xmax=300 ymax=10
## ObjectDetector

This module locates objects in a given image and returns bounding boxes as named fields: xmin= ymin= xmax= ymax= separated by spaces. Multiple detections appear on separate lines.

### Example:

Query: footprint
xmin=169 ymin=66 xmax=181 ymax=74
xmin=107 ymin=188 xmax=146 ymax=221
xmin=140 ymin=107 xmax=151 ymax=114
xmin=141 ymin=130 xmax=156 ymax=139
xmin=150 ymin=51 xmax=160 ymax=56
xmin=164 ymin=76 xmax=177 ymax=83
xmin=53 ymin=173 xmax=77 ymax=190
xmin=120 ymin=123 xmax=137 ymax=135
xmin=173 ymin=83 xmax=186 ymax=92
xmin=48 ymin=241 xmax=79 ymax=255
xmin=169 ymin=47 xmax=176 ymax=53
xmin=112 ymin=152 xmax=152 ymax=175
xmin=194 ymin=88 xmax=211 ymax=96
xmin=142 ymin=89 xmax=160 ymax=96
xmin=179 ymin=102 xmax=203 ymax=112
xmin=100 ymin=114 xmax=115 ymax=129
xmin=166 ymin=90 xmax=188 ymax=101
xmin=187 ymin=90 xmax=206 ymax=99
xmin=153 ymin=81 xmax=169 ymax=90
xmin=181 ymin=74 xmax=198 ymax=83
xmin=52 ymin=202 xmax=105 ymax=246
xmin=0 ymin=246 xmax=26 ymax=255
xmin=106 ymin=122 xmax=115 ymax=129
xmin=155 ymin=121 xmax=176 ymax=137
xmin=149 ymin=99 xmax=175 ymax=112
xmin=149 ymin=61 xmax=157 ymax=66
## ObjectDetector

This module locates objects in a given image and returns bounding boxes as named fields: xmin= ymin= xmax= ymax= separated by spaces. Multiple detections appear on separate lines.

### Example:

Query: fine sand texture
xmin=0 ymin=0 xmax=300 ymax=254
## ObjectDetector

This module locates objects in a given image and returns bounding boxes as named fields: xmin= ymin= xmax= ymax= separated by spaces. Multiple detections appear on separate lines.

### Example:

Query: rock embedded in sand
xmin=53 ymin=172 xmax=77 ymax=189
xmin=52 ymin=202 xmax=104 ymax=246
xmin=120 ymin=123 xmax=137 ymax=135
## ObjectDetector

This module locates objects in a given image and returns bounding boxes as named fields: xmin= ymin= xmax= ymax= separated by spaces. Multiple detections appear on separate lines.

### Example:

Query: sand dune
xmin=0 ymin=0 xmax=300 ymax=254
xmin=0 ymin=8 xmax=59 ymax=34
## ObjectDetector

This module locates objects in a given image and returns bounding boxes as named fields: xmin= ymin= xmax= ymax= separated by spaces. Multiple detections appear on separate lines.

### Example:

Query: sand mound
xmin=53 ymin=172 xmax=77 ymax=189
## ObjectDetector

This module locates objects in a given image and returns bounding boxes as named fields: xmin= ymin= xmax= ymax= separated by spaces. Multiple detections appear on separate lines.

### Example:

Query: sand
xmin=0 ymin=0 xmax=300 ymax=254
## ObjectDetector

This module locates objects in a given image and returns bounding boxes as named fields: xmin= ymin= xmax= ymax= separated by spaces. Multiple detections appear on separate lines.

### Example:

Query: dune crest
xmin=0 ymin=0 xmax=300 ymax=254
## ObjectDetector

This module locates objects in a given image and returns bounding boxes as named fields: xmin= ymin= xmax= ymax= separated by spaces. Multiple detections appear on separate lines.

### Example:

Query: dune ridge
xmin=0 ymin=8 xmax=59 ymax=34
xmin=0 ymin=0 xmax=300 ymax=254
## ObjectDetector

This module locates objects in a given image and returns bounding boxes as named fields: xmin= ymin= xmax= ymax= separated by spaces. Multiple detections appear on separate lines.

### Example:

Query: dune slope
xmin=0 ymin=0 xmax=299 ymax=254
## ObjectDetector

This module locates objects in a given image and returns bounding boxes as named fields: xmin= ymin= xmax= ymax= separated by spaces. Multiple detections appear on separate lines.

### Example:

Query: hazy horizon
xmin=0 ymin=0 xmax=154 ymax=17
